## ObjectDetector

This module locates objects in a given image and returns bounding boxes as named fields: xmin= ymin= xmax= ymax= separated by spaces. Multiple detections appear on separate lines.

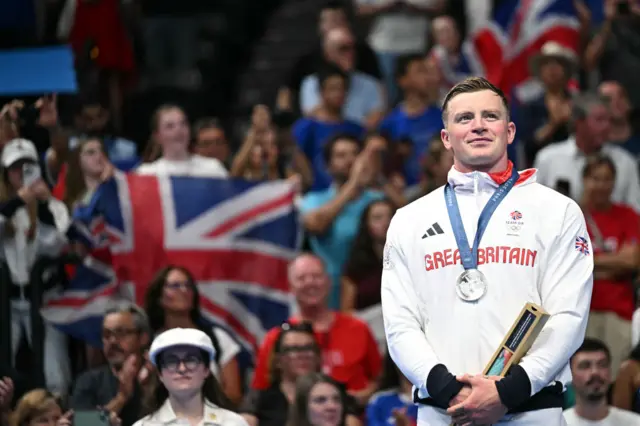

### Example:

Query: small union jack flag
xmin=510 ymin=211 xmax=523 ymax=220
xmin=575 ymin=236 xmax=590 ymax=255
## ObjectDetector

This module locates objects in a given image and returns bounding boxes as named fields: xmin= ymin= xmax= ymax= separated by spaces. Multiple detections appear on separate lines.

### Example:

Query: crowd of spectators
xmin=1 ymin=0 xmax=640 ymax=425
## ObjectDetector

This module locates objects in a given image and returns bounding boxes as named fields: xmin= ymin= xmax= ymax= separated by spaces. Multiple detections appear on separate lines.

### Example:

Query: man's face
xmin=441 ymin=90 xmax=515 ymax=172
xmin=599 ymin=82 xmax=631 ymax=120
xmin=321 ymin=75 xmax=347 ymax=110
xmin=195 ymin=127 xmax=229 ymax=162
xmin=571 ymin=350 xmax=611 ymax=402
xmin=80 ymin=105 xmax=109 ymax=135
xmin=319 ymin=9 xmax=347 ymax=36
xmin=578 ymin=104 xmax=611 ymax=149
xmin=400 ymin=60 xmax=430 ymax=95
xmin=328 ymin=138 xmax=359 ymax=181
xmin=325 ymin=30 xmax=355 ymax=72
xmin=289 ymin=256 xmax=330 ymax=308
xmin=102 ymin=312 xmax=146 ymax=368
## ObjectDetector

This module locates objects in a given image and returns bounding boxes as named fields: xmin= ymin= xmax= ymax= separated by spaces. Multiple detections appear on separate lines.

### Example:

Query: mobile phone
xmin=73 ymin=410 xmax=110 ymax=426
xmin=555 ymin=179 xmax=571 ymax=197
xmin=22 ymin=163 xmax=41 ymax=187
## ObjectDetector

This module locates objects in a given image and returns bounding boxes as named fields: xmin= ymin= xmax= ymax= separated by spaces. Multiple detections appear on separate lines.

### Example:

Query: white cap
xmin=149 ymin=328 xmax=216 ymax=366
xmin=1 ymin=138 xmax=38 ymax=168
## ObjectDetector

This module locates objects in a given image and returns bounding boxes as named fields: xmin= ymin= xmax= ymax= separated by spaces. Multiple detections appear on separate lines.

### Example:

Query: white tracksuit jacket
xmin=381 ymin=166 xmax=594 ymax=425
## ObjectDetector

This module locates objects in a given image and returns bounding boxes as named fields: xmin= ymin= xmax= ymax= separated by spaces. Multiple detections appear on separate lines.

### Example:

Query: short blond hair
xmin=441 ymin=77 xmax=510 ymax=123
xmin=10 ymin=389 xmax=60 ymax=426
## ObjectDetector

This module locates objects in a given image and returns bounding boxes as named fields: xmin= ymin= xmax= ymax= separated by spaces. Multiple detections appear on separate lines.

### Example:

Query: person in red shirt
xmin=251 ymin=253 xmax=381 ymax=406
xmin=581 ymin=153 xmax=640 ymax=378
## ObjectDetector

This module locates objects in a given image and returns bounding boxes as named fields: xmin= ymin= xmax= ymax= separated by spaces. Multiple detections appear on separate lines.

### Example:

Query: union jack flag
xmin=510 ymin=211 xmax=523 ymax=220
xmin=575 ymin=236 xmax=590 ymax=255
xmin=460 ymin=0 xmax=579 ymax=102
xmin=41 ymin=172 xmax=301 ymax=359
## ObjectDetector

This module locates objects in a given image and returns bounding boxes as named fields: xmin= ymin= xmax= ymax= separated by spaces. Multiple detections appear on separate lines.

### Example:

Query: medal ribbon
xmin=444 ymin=167 xmax=519 ymax=270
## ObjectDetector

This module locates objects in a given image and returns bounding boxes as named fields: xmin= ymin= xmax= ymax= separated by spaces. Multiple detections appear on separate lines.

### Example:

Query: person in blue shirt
xmin=301 ymin=134 xmax=384 ymax=309
xmin=294 ymin=62 xmax=365 ymax=191
xmin=366 ymin=353 xmax=418 ymax=426
xmin=379 ymin=54 xmax=443 ymax=186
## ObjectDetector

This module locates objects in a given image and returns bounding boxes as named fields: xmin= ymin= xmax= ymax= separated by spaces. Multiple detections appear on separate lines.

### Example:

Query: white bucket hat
xmin=149 ymin=328 xmax=216 ymax=366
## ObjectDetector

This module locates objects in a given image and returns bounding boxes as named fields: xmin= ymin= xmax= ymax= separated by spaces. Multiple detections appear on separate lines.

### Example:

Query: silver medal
xmin=456 ymin=269 xmax=487 ymax=302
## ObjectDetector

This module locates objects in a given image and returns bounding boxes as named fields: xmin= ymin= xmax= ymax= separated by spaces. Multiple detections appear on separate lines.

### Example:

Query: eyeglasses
xmin=160 ymin=354 xmax=204 ymax=372
xmin=281 ymin=344 xmax=317 ymax=354
xmin=102 ymin=327 xmax=138 ymax=340
xmin=165 ymin=281 xmax=191 ymax=291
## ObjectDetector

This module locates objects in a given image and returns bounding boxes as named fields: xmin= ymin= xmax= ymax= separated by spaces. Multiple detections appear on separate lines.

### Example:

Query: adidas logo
xmin=422 ymin=222 xmax=444 ymax=239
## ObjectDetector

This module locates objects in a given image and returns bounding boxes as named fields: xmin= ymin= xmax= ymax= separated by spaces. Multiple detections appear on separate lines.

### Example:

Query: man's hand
xmin=116 ymin=355 xmax=140 ymax=400
xmin=0 ymin=377 xmax=14 ymax=412
xmin=108 ymin=411 xmax=122 ymax=426
xmin=449 ymin=385 xmax=471 ymax=407
xmin=447 ymin=375 xmax=507 ymax=425
xmin=56 ymin=410 xmax=73 ymax=426
xmin=349 ymin=151 xmax=376 ymax=188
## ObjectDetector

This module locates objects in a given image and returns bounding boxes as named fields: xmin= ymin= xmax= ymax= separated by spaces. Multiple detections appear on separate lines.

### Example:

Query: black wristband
xmin=426 ymin=364 xmax=464 ymax=408
xmin=495 ymin=364 xmax=532 ymax=410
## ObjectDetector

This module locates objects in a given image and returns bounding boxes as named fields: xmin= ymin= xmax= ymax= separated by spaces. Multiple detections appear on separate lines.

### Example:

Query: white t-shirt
xmin=209 ymin=326 xmax=242 ymax=378
xmin=563 ymin=406 xmax=640 ymax=425
xmin=136 ymin=155 xmax=228 ymax=178
xmin=356 ymin=0 xmax=435 ymax=53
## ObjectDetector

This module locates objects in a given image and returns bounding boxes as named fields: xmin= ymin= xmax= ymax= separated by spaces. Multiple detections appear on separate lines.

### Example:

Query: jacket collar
xmin=153 ymin=399 xmax=223 ymax=425
xmin=446 ymin=161 xmax=537 ymax=191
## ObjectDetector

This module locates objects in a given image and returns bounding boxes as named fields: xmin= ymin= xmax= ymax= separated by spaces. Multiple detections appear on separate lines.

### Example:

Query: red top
xmin=68 ymin=0 xmax=135 ymax=73
xmin=251 ymin=312 xmax=382 ymax=391
xmin=586 ymin=203 xmax=640 ymax=320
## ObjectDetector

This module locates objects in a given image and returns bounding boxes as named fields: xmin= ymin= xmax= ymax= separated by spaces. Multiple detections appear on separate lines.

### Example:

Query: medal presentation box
xmin=484 ymin=303 xmax=550 ymax=377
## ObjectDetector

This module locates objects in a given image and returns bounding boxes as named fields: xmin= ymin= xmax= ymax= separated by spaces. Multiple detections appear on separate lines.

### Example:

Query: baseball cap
xmin=149 ymin=328 xmax=216 ymax=366
xmin=1 ymin=138 xmax=38 ymax=168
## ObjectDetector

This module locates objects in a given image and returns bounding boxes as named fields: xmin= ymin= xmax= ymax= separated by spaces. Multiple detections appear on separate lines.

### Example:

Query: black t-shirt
xmin=240 ymin=385 xmax=289 ymax=426
xmin=70 ymin=366 xmax=142 ymax=426
xmin=240 ymin=382 xmax=361 ymax=426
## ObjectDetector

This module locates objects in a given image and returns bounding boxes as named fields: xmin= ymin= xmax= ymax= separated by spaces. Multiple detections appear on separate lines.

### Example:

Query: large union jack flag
xmin=437 ymin=0 xmax=579 ymax=102
xmin=41 ymin=173 xmax=301 ymax=360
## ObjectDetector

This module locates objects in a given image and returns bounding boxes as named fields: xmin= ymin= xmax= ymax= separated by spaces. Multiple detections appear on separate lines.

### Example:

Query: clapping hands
xmin=0 ymin=377 xmax=14 ymax=412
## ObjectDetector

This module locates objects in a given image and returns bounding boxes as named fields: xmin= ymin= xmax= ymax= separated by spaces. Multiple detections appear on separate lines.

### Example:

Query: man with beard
xmin=70 ymin=303 xmax=152 ymax=426
xmin=564 ymin=338 xmax=640 ymax=425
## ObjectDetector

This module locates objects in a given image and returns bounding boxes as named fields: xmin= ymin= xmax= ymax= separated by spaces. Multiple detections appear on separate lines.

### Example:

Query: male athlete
xmin=381 ymin=77 xmax=594 ymax=426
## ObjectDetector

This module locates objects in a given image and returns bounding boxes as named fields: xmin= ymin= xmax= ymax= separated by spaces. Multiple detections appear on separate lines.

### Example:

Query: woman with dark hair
xmin=144 ymin=265 xmax=243 ymax=405
xmin=579 ymin=154 xmax=640 ymax=380
xmin=134 ymin=328 xmax=247 ymax=426
xmin=341 ymin=199 xmax=395 ymax=312
xmin=366 ymin=354 xmax=417 ymax=426
xmin=287 ymin=373 xmax=348 ymax=426
xmin=240 ymin=323 xmax=361 ymax=426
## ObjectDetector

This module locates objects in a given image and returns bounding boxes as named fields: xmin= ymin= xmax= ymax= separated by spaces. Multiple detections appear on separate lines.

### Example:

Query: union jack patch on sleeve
xmin=575 ymin=236 xmax=590 ymax=255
